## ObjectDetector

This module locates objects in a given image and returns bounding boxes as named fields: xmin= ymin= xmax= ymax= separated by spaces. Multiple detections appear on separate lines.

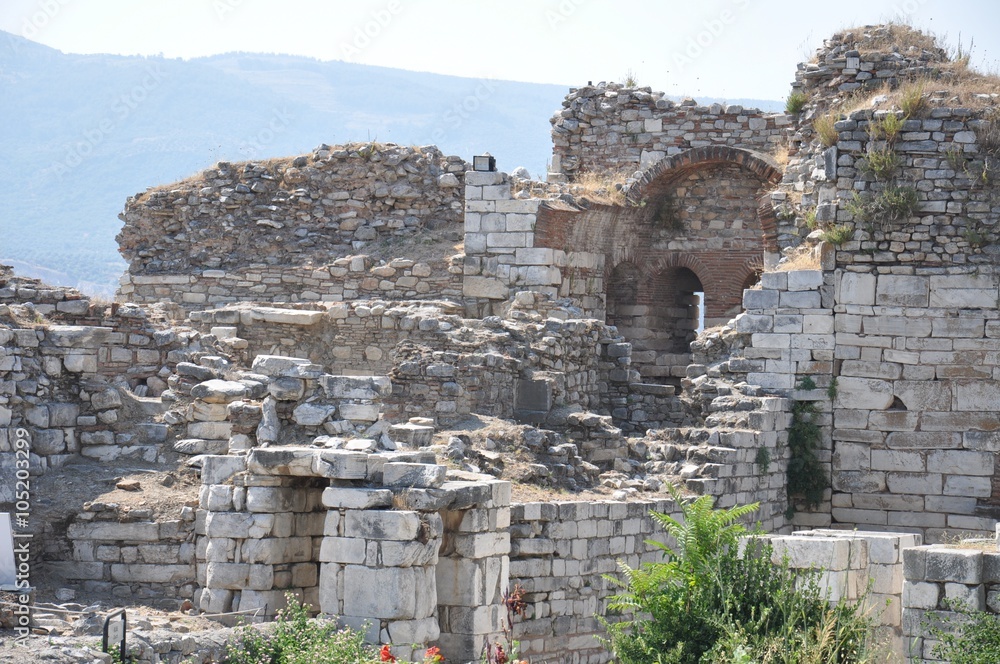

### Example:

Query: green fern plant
xmin=646 ymin=486 xmax=760 ymax=588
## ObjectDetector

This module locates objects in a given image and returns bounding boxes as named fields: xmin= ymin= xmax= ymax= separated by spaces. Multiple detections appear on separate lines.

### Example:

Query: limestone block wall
xmin=549 ymin=82 xmax=793 ymax=177
xmin=462 ymin=170 xmax=606 ymax=318
xmin=0 ymin=322 xmax=177 ymax=493
xmin=713 ymin=268 xmax=837 ymax=525
xmin=195 ymin=448 xmax=511 ymax=663
xmin=770 ymin=529 xmax=920 ymax=659
xmin=0 ymin=265 xmax=96 ymax=323
xmin=509 ymin=499 xmax=681 ymax=664
xmin=190 ymin=303 xmax=636 ymax=429
xmin=645 ymin=394 xmax=791 ymax=525
xmin=825 ymin=110 xmax=1000 ymax=266
xmin=189 ymin=302 xmax=465 ymax=375
xmin=170 ymin=354 xmax=394 ymax=455
xmin=119 ymin=255 xmax=464 ymax=311
xmin=830 ymin=266 xmax=1000 ymax=540
xmin=510 ymin=501 xmax=872 ymax=663
xmin=48 ymin=503 xmax=197 ymax=602
xmin=902 ymin=543 xmax=1000 ymax=663
xmin=794 ymin=25 xmax=950 ymax=110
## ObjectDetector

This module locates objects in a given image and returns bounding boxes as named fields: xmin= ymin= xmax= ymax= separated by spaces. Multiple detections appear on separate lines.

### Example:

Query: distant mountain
xmin=0 ymin=31 xmax=781 ymax=296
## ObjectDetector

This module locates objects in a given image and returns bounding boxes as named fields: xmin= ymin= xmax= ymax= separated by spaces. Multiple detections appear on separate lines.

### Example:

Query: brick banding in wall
xmin=624 ymin=145 xmax=784 ymax=252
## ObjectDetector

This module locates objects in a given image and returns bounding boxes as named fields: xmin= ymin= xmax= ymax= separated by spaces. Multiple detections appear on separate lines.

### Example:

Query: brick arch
xmin=624 ymin=146 xmax=783 ymax=252
xmin=646 ymin=253 xmax=712 ymax=289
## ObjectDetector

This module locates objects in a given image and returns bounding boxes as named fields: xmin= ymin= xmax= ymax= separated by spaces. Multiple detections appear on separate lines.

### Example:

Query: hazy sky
xmin=2 ymin=0 xmax=1000 ymax=101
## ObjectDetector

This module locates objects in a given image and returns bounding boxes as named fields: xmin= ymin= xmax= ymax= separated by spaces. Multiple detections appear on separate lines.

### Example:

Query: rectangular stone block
xmin=344 ymin=510 xmax=421 ymax=541
xmin=925 ymin=548 xmax=982 ymax=584
xmin=322 ymin=487 xmax=393 ymax=509
xmin=927 ymin=450 xmax=993 ymax=476
xmin=66 ymin=522 xmax=160 ymax=542
xmin=835 ymin=377 xmax=894 ymax=409
xmin=838 ymin=272 xmax=876 ymax=305
xmin=787 ymin=270 xmax=823 ymax=291
xmin=876 ymin=275 xmax=928 ymax=307
xmin=319 ymin=537 xmax=367 ymax=564
xmin=743 ymin=289 xmax=779 ymax=310
xmin=342 ymin=565 xmax=436 ymax=620
xmin=769 ymin=536 xmax=852 ymax=571
xmin=313 ymin=450 xmax=369 ymax=480
xmin=871 ymin=450 xmax=924 ymax=473
xmin=111 ymin=563 xmax=193 ymax=584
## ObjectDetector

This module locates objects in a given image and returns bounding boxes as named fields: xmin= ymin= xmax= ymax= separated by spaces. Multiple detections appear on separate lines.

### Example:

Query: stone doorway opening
xmin=655 ymin=266 xmax=704 ymax=354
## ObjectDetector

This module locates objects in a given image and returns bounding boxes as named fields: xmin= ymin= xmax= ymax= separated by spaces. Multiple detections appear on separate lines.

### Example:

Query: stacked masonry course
xmin=118 ymin=144 xmax=468 ymax=309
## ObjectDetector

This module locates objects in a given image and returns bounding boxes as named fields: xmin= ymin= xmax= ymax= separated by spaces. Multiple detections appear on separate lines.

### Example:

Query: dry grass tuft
xmin=813 ymin=113 xmax=840 ymax=147
xmin=769 ymin=144 xmax=791 ymax=169
xmin=568 ymin=168 xmax=631 ymax=205
xmin=769 ymin=245 xmax=821 ymax=272
xmin=844 ymin=75 xmax=1000 ymax=115
xmin=835 ymin=22 xmax=942 ymax=57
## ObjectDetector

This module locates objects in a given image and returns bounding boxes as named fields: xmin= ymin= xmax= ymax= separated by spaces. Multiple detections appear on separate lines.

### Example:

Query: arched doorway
xmin=652 ymin=266 xmax=705 ymax=354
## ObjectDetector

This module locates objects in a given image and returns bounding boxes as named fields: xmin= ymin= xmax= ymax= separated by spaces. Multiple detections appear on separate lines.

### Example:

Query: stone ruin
xmin=3 ymin=23 xmax=1000 ymax=663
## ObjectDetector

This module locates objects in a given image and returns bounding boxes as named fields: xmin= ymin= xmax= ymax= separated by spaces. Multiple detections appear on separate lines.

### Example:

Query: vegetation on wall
xmin=930 ymin=600 xmax=1000 ymax=664
xmin=601 ymin=489 xmax=879 ymax=664
xmin=786 ymin=377 xmax=829 ymax=518
xmin=786 ymin=91 xmax=808 ymax=114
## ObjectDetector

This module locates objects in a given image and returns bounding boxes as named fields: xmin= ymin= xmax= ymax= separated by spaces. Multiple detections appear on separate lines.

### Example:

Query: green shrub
xmin=877 ymin=184 xmax=920 ymax=222
xmin=860 ymin=145 xmax=901 ymax=182
xmin=867 ymin=112 xmax=905 ymax=142
xmin=846 ymin=185 xmax=919 ymax=230
xmin=820 ymin=224 xmax=855 ymax=246
xmin=930 ymin=600 xmax=1000 ymax=664
xmin=224 ymin=594 xmax=379 ymax=664
xmin=787 ymin=400 xmax=828 ymax=512
xmin=803 ymin=208 xmax=818 ymax=230
xmin=786 ymin=91 xmax=808 ymax=114
xmin=601 ymin=488 xmax=878 ymax=664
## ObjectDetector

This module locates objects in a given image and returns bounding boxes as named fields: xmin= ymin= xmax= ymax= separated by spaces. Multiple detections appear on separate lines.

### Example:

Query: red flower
xmin=495 ymin=644 xmax=508 ymax=664
xmin=424 ymin=646 xmax=445 ymax=663
xmin=380 ymin=645 xmax=397 ymax=662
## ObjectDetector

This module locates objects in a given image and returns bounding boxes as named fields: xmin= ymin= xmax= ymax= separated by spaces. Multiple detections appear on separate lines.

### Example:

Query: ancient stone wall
xmin=0 ymin=322 xmax=175 ymax=484
xmin=119 ymin=255 xmax=464 ymax=311
xmin=116 ymin=144 xmax=468 ymax=307
xmin=193 ymin=448 xmax=511 ymax=663
xmin=793 ymin=25 xmax=950 ymax=112
xmin=0 ymin=265 xmax=95 ymax=323
xmin=462 ymin=170 xmax=606 ymax=319
xmin=187 ymin=304 xmax=650 ymax=433
xmin=549 ymin=83 xmax=793 ymax=178
xmin=902 ymin=540 xmax=1000 ymax=663
xmin=509 ymin=502 xmax=907 ymax=664
xmin=830 ymin=266 xmax=1000 ymax=539
xmin=48 ymin=503 xmax=197 ymax=603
